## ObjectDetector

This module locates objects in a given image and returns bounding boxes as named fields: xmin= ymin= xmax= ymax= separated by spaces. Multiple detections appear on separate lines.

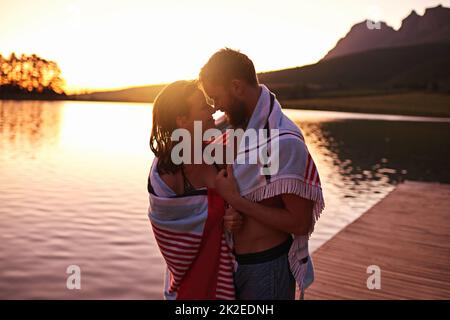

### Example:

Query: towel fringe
xmin=242 ymin=178 xmax=325 ymax=236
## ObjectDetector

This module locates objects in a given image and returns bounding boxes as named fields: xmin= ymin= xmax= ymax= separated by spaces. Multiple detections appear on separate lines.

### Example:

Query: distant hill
xmin=72 ymin=42 xmax=450 ymax=103
xmin=72 ymin=84 xmax=167 ymax=103
xmin=323 ymin=4 xmax=450 ymax=60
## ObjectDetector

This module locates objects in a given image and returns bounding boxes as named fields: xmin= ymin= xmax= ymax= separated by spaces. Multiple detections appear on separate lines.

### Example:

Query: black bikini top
xmin=180 ymin=163 xmax=222 ymax=195
xmin=180 ymin=165 xmax=197 ymax=195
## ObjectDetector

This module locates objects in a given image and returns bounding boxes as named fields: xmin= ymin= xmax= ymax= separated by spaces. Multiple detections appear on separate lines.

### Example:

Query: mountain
xmin=323 ymin=4 xmax=450 ymax=60
xmin=258 ymin=42 xmax=450 ymax=98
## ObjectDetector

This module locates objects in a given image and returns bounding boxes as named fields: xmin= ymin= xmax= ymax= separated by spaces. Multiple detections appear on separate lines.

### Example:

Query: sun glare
xmin=59 ymin=101 xmax=153 ymax=158
xmin=1 ymin=0 xmax=448 ymax=93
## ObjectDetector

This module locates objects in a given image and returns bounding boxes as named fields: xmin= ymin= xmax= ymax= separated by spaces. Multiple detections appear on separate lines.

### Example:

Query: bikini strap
xmin=180 ymin=165 xmax=197 ymax=194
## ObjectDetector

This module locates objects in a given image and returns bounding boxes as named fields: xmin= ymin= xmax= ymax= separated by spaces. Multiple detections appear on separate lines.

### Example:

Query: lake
xmin=1 ymin=100 xmax=449 ymax=299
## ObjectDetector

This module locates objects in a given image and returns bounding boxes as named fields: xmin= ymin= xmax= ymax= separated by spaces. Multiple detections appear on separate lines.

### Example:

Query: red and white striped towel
xmin=148 ymin=159 xmax=235 ymax=300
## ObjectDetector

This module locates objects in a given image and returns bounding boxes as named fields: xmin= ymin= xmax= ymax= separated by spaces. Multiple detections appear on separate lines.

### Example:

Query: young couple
xmin=147 ymin=48 xmax=325 ymax=300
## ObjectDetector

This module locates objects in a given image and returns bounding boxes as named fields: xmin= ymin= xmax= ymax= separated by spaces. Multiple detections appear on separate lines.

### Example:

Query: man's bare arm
xmin=226 ymin=193 xmax=313 ymax=236
xmin=215 ymin=165 xmax=314 ymax=235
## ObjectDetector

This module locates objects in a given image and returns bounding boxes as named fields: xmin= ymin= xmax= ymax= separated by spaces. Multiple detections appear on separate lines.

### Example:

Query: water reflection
xmin=59 ymin=101 xmax=152 ymax=158
xmin=0 ymin=100 xmax=62 ymax=158
xmin=305 ymin=119 xmax=450 ymax=184
xmin=0 ymin=101 xmax=449 ymax=298
xmin=284 ymin=109 xmax=450 ymax=251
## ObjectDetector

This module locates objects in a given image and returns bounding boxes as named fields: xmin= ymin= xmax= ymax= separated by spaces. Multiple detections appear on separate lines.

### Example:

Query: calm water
xmin=1 ymin=100 xmax=449 ymax=299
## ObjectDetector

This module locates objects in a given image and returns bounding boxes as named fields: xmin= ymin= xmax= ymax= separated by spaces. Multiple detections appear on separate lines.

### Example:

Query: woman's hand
xmin=224 ymin=206 xmax=244 ymax=233
xmin=215 ymin=165 xmax=240 ymax=205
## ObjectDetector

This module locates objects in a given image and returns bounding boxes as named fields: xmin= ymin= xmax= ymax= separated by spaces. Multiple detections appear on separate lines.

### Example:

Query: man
xmin=199 ymin=48 xmax=325 ymax=300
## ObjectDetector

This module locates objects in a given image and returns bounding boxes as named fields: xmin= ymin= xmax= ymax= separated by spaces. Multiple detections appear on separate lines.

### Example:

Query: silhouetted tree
xmin=0 ymin=52 xmax=65 ymax=97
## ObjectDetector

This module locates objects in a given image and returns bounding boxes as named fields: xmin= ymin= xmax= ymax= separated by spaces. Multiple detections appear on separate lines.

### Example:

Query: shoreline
xmin=282 ymin=92 xmax=450 ymax=118
xmin=2 ymin=91 xmax=450 ymax=119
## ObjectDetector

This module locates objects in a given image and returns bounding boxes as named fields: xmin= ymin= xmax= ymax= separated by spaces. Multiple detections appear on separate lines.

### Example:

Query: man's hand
xmin=215 ymin=165 xmax=240 ymax=204
xmin=223 ymin=206 xmax=244 ymax=233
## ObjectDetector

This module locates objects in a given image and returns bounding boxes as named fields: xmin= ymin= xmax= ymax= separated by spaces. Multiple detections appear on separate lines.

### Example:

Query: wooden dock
xmin=306 ymin=181 xmax=450 ymax=300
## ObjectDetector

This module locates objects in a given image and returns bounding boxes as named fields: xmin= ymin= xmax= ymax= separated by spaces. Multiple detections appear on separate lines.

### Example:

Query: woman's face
xmin=184 ymin=89 xmax=215 ymax=133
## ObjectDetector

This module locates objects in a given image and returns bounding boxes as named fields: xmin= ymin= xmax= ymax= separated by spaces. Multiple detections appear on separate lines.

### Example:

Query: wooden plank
xmin=305 ymin=181 xmax=450 ymax=300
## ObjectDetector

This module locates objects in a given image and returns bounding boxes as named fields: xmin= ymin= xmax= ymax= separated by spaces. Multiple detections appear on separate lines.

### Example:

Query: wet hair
xmin=149 ymin=80 xmax=199 ymax=174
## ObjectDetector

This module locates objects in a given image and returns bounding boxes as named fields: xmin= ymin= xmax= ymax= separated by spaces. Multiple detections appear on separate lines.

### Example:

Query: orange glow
xmin=1 ymin=0 xmax=448 ymax=93
xmin=59 ymin=101 xmax=153 ymax=157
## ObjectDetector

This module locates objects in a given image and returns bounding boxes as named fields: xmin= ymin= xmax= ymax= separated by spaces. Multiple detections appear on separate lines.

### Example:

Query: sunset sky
xmin=1 ymin=0 xmax=449 ymax=93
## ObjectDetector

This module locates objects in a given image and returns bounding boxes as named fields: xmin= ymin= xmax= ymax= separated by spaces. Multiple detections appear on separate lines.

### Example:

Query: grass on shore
xmin=282 ymin=92 xmax=450 ymax=118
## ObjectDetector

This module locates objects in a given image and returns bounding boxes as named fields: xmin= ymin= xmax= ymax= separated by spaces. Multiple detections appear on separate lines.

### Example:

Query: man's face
xmin=202 ymin=81 xmax=247 ymax=128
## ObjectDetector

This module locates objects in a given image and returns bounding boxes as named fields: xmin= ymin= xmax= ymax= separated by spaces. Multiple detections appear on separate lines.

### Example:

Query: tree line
xmin=0 ymin=53 xmax=65 ymax=98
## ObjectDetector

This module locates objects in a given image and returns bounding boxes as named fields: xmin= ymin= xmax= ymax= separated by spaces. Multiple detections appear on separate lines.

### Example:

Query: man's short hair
xmin=199 ymin=48 xmax=259 ymax=87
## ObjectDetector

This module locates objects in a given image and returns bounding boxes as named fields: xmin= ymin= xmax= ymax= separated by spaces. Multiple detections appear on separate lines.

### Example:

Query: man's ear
xmin=175 ymin=115 xmax=189 ymax=129
xmin=230 ymin=79 xmax=245 ymax=97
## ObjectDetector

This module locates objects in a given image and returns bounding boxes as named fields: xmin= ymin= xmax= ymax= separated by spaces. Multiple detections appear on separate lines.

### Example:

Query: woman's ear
xmin=175 ymin=115 xmax=188 ymax=129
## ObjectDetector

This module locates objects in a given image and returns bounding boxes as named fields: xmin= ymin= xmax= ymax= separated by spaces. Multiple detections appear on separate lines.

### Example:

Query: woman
xmin=147 ymin=80 xmax=240 ymax=300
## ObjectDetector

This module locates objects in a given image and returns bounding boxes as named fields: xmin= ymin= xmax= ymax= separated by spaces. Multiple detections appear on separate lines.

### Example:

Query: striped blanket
xmin=147 ymin=159 xmax=235 ymax=300
xmin=217 ymin=84 xmax=325 ymax=293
